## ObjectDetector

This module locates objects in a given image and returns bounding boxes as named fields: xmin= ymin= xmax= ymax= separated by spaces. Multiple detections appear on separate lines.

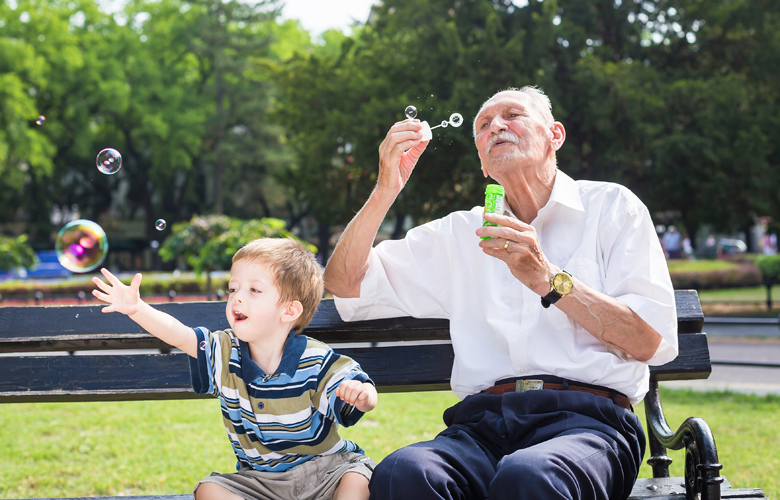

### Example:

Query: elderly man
xmin=324 ymin=87 xmax=678 ymax=500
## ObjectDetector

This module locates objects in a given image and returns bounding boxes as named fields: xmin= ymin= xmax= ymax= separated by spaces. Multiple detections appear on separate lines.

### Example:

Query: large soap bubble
xmin=96 ymin=148 xmax=122 ymax=175
xmin=55 ymin=219 xmax=109 ymax=273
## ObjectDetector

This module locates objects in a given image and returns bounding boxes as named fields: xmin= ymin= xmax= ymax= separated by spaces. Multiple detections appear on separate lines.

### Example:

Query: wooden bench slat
xmin=0 ymin=333 xmax=709 ymax=403
xmin=0 ymin=344 xmax=456 ymax=403
xmin=0 ymin=290 xmax=702 ymax=353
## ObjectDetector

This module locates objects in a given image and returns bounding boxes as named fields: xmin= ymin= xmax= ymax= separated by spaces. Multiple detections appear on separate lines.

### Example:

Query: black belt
xmin=481 ymin=375 xmax=631 ymax=410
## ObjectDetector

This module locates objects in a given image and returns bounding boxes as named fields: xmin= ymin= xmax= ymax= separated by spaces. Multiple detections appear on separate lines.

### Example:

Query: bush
xmin=0 ymin=234 xmax=37 ymax=272
xmin=756 ymin=255 xmax=780 ymax=284
xmin=670 ymin=261 xmax=762 ymax=289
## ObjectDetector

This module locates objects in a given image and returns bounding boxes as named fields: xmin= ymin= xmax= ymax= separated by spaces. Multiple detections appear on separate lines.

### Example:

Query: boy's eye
xmin=227 ymin=288 xmax=236 ymax=294
xmin=250 ymin=287 xmax=260 ymax=293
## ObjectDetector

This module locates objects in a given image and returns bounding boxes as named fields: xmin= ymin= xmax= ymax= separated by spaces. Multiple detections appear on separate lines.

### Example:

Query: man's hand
xmin=92 ymin=268 xmax=143 ymax=316
xmin=376 ymin=119 xmax=429 ymax=195
xmin=335 ymin=380 xmax=378 ymax=413
xmin=476 ymin=212 xmax=555 ymax=296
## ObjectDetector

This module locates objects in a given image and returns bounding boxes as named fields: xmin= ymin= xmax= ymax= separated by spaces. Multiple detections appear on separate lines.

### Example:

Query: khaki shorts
xmin=193 ymin=452 xmax=375 ymax=500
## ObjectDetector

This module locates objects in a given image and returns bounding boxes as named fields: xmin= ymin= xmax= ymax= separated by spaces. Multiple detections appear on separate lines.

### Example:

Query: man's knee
xmin=370 ymin=443 xmax=474 ymax=500
xmin=370 ymin=446 xmax=430 ymax=492
xmin=490 ymin=454 xmax=576 ymax=500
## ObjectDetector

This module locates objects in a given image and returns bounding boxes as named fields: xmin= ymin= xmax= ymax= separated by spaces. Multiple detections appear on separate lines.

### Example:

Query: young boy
xmin=92 ymin=238 xmax=378 ymax=500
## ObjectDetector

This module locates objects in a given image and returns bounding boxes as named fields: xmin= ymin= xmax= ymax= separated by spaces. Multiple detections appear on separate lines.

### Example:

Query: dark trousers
xmin=369 ymin=389 xmax=645 ymax=500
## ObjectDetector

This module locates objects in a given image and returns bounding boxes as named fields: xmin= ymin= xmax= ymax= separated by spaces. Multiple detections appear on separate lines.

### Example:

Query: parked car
xmin=696 ymin=238 xmax=748 ymax=259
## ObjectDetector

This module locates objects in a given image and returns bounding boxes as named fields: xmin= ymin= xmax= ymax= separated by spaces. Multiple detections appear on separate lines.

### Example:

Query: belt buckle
xmin=515 ymin=379 xmax=544 ymax=392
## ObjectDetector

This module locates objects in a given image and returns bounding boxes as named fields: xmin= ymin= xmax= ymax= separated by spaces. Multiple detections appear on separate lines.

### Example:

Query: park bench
xmin=0 ymin=289 xmax=767 ymax=500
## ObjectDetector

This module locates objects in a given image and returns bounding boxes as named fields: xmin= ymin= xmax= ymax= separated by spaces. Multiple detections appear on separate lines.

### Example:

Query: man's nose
xmin=489 ymin=115 xmax=508 ymax=133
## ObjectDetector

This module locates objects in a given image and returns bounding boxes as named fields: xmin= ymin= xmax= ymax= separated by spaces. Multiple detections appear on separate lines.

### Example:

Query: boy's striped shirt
xmin=189 ymin=327 xmax=372 ymax=472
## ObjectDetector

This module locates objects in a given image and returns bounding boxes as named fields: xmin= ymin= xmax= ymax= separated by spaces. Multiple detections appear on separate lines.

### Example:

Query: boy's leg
xmin=193 ymin=481 xmax=245 ymax=500
xmin=332 ymin=471 xmax=370 ymax=500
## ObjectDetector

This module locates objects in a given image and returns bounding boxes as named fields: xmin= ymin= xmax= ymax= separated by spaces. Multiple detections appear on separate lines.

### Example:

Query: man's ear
xmin=280 ymin=300 xmax=303 ymax=325
xmin=550 ymin=122 xmax=566 ymax=151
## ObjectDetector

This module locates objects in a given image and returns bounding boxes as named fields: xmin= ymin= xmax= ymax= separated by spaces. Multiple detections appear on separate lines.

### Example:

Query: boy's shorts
xmin=192 ymin=452 xmax=375 ymax=500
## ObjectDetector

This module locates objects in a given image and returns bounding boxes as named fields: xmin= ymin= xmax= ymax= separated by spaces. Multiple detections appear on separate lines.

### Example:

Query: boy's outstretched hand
xmin=336 ymin=380 xmax=378 ymax=413
xmin=92 ymin=268 xmax=143 ymax=316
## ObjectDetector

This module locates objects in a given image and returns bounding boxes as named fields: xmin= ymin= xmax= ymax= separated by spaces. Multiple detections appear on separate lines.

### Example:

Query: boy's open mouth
xmin=234 ymin=311 xmax=248 ymax=322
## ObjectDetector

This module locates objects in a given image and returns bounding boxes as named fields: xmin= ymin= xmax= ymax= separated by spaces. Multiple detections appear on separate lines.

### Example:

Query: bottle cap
xmin=485 ymin=184 xmax=504 ymax=195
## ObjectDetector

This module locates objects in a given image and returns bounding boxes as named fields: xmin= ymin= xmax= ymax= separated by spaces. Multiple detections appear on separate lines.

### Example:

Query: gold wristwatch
xmin=541 ymin=270 xmax=573 ymax=308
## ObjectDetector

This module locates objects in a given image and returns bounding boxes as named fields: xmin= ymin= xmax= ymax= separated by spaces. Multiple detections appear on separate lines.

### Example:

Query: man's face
xmin=473 ymin=93 xmax=554 ymax=177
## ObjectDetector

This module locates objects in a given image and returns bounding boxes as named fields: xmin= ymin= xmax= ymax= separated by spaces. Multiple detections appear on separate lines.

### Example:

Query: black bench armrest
xmin=644 ymin=377 xmax=723 ymax=500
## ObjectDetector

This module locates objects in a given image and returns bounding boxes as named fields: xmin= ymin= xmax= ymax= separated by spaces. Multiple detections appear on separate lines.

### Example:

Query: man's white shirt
xmin=334 ymin=170 xmax=678 ymax=404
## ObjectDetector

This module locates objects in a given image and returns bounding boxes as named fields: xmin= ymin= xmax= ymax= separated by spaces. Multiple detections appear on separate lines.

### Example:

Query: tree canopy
xmin=1 ymin=0 xmax=778 ymax=265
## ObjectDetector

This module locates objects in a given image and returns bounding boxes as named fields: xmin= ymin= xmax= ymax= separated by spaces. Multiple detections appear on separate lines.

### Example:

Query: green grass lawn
xmin=666 ymin=259 xmax=740 ymax=273
xmin=0 ymin=389 xmax=777 ymax=499
xmin=697 ymin=285 xmax=780 ymax=303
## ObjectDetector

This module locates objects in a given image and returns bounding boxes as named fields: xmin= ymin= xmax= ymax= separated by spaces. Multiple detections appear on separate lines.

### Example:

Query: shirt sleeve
xmin=188 ymin=326 xmax=227 ymax=397
xmin=335 ymin=211 xmax=469 ymax=321
xmin=600 ymin=197 xmax=679 ymax=366
xmin=315 ymin=352 xmax=373 ymax=427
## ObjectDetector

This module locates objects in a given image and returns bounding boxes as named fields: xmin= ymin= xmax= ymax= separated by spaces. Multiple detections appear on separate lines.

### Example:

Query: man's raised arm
xmin=324 ymin=120 xmax=428 ymax=298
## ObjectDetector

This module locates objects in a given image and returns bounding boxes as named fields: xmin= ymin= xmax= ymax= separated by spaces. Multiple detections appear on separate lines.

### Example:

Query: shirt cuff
xmin=188 ymin=327 xmax=211 ymax=395
xmin=335 ymin=372 xmax=373 ymax=427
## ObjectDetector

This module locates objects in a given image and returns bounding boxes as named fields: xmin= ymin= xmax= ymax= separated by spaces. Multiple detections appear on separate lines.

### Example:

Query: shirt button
xmin=524 ymin=305 xmax=533 ymax=312
xmin=257 ymin=402 xmax=264 ymax=410
xmin=518 ymin=368 xmax=526 ymax=374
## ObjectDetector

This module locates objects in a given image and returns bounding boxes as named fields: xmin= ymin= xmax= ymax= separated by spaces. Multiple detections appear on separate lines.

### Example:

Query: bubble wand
xmin=405 ymin=105 xmax=463 ymax=141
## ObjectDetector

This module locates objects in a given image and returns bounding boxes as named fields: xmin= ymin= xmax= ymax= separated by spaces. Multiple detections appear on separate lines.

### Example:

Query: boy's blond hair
xmin=232 ymin=238 xmax=324 ymax=332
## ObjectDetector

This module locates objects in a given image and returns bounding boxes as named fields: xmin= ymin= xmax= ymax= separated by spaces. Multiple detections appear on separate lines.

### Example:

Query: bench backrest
xmin=0 ymin=290 xmax=709 ymax=403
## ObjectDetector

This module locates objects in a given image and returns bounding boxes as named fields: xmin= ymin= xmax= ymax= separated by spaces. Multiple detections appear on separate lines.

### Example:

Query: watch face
xmin=552 ymin=273 xmax=573 ymax=294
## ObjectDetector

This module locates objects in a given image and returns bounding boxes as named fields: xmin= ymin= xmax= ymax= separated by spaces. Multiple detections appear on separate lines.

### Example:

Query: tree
xmin=756 ymin=255 xmax=780 ymax=309
xmin=0 ymin=234 xmax=37 ymax=271
xmin=158 ymin=214 xmax=315 ymax=291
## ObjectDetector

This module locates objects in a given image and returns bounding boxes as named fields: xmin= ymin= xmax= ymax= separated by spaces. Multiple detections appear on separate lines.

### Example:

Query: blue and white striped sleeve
xmin=188 ymin=326 xmax=220 ymax=397
xmin=321 ymin=356 xmax=373 ymax=427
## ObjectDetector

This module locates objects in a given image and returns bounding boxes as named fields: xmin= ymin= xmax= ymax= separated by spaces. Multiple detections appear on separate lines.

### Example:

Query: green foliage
xmin=756 ymin=255 xmax=780 ymax=284
xmin=0 ymin=234 xmax=36 ymax=271
xmin=1 ymin=0 xmax=780 ymax=260
xmin=158 ymin=214 xmax=316 ymax=275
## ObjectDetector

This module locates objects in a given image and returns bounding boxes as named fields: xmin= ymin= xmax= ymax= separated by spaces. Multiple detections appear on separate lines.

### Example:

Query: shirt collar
xmin=238 ymin=331 xmax=306 ymax=381
xmin=503 ymin=169 xmax=584 ymax=220
xmin=546 ymin=169 xmax=585 ymax=213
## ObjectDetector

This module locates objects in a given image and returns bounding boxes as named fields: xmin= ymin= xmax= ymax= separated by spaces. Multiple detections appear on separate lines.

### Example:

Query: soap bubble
xmin=404 ymin=105 xmax=418 ymax=119
xmin=440 ymin=121 xmax=449 ymax=128
xmin=155 ymin=219 xmax=167 ymax=231
xmin=96 ymin=148 xmax=122 ymax=175
xmin=35 ymin=115 xmax=45 ymax=125
xmin=55 ymin=219 xmax=108 ymax=273
xmin=449 ymin=113 xmax=464 ymax=127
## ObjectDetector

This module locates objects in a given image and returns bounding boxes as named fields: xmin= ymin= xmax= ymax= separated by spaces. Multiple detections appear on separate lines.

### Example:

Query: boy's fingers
xmin=131 ymin=273 xmax=142 ymax=289
xmin=101 ymin=268 xmax=120 ymax=286
xmin=92 ymin=289 xmax=111 ymax=302
xmin=92 ymin=276 xmax=111 ymax=293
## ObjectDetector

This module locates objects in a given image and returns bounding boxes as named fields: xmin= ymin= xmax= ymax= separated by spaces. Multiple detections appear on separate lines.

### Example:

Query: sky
xmin=280 ymin=0 xmax=379 ymax=37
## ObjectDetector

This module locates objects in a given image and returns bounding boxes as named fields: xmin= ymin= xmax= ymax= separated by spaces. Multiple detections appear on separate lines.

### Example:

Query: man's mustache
xmin=486 ymin=131 xmax=520 ymax=154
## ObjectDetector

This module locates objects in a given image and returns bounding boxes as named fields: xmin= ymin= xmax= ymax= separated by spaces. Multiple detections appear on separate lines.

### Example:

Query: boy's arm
xmin=92 ymin=268 xmax=198 ymax=358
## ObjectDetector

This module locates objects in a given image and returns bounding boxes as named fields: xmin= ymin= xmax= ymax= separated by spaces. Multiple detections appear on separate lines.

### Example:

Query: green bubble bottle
xmin=481 ymin=184 xmax=504 ymax=239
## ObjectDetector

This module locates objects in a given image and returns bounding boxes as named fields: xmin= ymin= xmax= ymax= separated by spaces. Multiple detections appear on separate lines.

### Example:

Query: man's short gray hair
xmin=472 ymin=86 xmax=555 ymax=139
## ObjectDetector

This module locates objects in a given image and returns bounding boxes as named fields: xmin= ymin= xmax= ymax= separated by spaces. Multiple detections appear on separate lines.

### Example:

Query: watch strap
xmin=540 ymin=290 xmax=561 ymax=309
